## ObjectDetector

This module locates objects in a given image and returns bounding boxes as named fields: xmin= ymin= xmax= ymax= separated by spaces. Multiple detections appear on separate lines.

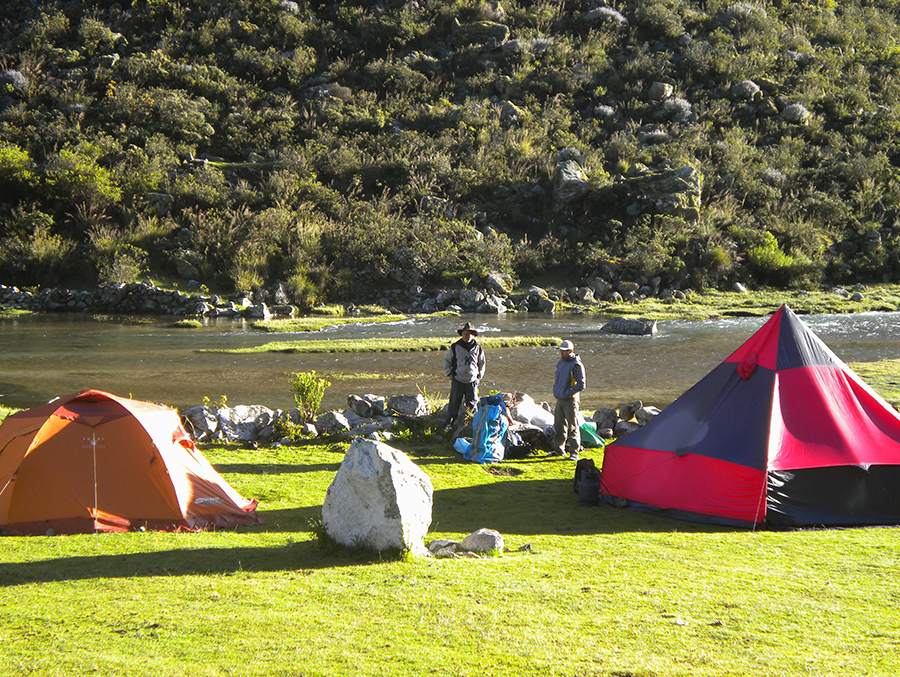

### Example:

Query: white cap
xmin=557 ymin=340 xmax=574 ymax=351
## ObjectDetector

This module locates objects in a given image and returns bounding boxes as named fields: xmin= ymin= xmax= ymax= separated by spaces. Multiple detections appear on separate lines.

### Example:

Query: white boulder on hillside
xmin=322 ymin=438 xmax=433 ymax=555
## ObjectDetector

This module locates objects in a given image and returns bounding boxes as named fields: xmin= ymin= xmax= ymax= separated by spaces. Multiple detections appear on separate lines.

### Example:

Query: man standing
xmin=549 ymin=339 xmax=586 ymax=461
xmin=442 ymin=321 xmax=486 ymax=431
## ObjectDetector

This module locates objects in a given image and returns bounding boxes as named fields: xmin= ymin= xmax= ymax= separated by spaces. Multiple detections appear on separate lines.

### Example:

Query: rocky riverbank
xmin=0 ymin=269 xmax=688 ymax=319
xmin=180 ymin=390 xmax=659 ymax=449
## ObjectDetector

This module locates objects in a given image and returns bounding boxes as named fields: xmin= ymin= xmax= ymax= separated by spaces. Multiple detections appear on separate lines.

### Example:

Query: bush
xmin=289 ymin=371 xmax=331 ymax=423
xmin=0 ymin=144 xmax=37 ymax=195
xmin=46 ymin=143 xmax=122 ymax=214
xmin=0 ymin=217 xmax=79 ymax=286
xmin=97 ymin=243 xmax=149 ymax=286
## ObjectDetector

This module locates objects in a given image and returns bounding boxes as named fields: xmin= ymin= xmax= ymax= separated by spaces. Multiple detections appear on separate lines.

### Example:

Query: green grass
xmin=322 ymin=371 xmax=431 ymax=381
xmin=1 ymin=441 xmax=898 ymax=676
xmin=850 ymin=359 xmax=900 ymax=410
xmin=252 ymin=310 xmax=460 ymax=332
xmin=206 ymin=336 xmax=563 ymax=354
xmin=584 ymin=286 xmax=900 ymax=321
xmin=251 ymin=314 xmax=411 ymax=332
xmin=171 ymin=319 xmax=203 ymax=328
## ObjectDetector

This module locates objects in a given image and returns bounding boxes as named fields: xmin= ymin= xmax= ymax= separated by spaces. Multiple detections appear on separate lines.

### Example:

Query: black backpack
xmin=573 ymin=458 xmax=599 ymax=493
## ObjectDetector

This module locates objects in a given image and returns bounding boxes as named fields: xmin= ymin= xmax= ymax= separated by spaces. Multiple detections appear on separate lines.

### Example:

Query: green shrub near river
xmin=4 ymin=0 xmax=900 ymax=306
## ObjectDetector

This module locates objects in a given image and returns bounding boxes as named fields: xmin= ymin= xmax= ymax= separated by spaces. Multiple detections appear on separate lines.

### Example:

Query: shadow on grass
xmin=430 ymin=478 xmax=736 ymax=537
xmin=215 ymin=462 xmax=342 ymax=474
xmin=0 ymin=536 xmax=387 ymax=588
xmin=0 ymin=452 xmax=736 ymax=586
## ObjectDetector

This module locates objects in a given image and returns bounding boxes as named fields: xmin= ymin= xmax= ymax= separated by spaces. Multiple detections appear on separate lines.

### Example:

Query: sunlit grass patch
xmin=251 ymin=314 xmax=411 ymax=332
xmin=850 ymin=359 xmax=900 ymax=409
xmin=321 ymin=371 xmax=431 ymax=381
xmin=205 ymin=336 xmax=562 ymax=354
xmin=585 ymin=287 xmax=900 ymax=321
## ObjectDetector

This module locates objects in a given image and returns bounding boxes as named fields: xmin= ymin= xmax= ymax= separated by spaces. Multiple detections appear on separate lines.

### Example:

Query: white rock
xmin=322 ymin=438 xmax=433 ymax=555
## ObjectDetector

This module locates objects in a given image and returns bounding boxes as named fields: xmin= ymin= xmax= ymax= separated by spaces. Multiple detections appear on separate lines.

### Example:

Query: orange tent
xmin=0 ymin=389 xmax=261 ymax=535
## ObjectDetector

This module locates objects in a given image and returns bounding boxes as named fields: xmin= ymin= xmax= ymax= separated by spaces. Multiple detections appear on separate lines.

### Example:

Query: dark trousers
xmin=552 ymin=394 xmax=581 ymax=455
xmin=446 ymin=379 xmax=478 ymax=425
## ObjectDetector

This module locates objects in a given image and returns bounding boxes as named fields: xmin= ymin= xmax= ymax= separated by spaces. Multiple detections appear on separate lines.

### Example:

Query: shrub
xmin=0 ymin=144 xmax=37 ymax=195
xmin=0 ymin=219 xmax=79 ymax=287
xmin=46 ymin=143 xmax=122 ymax=213
xmin=97 ymin=244 xmax=149 ymax=286
xmin=23 ymin=9 xmax=70 ymax=48
xmin=285 ymin=270 xmax=322 ymax=309
xmin=289 ymin=371 xmax=331 ymax=423
xmin=78 ymin=17 xmax=119 ymax=56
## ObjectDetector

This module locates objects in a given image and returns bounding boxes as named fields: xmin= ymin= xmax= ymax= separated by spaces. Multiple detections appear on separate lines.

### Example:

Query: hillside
xmin=2 ymin=0 xmax=900 ymax=307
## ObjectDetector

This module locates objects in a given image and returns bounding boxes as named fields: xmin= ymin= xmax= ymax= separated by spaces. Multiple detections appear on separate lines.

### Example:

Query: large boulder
xmin=322 ymin=438 xmax=433 ymax=555
xmin=453 ymin=19 xmax=509 ymax=47
xmin=457 ymin=289 xmax=485 ymax=309
xmin=553 ymin=159 xmax=590 ymax=204
xmin=485 ymin=271 xmax=513 ymax=296
xmin=620 ymin=165 xmax=702 ymax=220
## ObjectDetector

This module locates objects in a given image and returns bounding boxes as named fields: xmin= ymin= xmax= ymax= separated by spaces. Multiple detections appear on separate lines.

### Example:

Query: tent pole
xmin=92 ymin=430 xmax=99 ymax=535
xmin=751 ymin=472 xmax=768 ymax=532
xmin=0 ymin=475 xmax=13 ymax=500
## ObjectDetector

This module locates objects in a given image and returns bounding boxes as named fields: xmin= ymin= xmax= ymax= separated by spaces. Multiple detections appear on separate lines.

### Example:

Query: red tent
xmin=0 ymin=390 xmax=260 ymax=535
xmin=601 ymin=305 xmax=900 ymax=527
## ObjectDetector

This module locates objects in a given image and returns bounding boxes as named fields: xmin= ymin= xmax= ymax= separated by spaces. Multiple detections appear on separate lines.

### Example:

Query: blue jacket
xmin=553 ymin=353 xmax=585 ymax=400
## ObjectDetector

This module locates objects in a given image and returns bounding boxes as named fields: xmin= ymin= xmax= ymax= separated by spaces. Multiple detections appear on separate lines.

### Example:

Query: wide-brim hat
xmin=457 ymin=322 xmax=479 ymax=336
xmin=557 ymin=340 xmax=574 ymax=351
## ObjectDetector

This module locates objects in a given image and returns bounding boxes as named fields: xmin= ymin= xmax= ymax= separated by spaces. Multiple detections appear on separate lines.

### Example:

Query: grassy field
xmin=4 ymin=298 xmax=900 ymax=675
xmin=1 ymin=440 xmax=899 ymax=676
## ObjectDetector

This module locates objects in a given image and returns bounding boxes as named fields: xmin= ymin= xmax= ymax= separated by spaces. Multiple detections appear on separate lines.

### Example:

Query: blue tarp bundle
xmin=453 ymin=394 xmax=508 ymax=464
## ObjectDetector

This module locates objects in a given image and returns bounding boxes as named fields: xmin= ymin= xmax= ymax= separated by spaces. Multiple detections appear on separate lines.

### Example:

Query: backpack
xmin=573 ymin=458 xmax=599 ymax=494
xmin=452 ymin=394 xmax=508 ymax=464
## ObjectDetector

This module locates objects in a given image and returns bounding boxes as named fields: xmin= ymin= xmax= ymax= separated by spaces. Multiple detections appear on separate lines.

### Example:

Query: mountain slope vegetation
xmin=2 ymin=0 xmax=900 ymax=305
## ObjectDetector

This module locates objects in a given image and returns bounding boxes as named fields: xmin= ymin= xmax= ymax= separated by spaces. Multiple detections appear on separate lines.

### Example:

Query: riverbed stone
xmin=601 ymin=317 xmax=658 ymax=336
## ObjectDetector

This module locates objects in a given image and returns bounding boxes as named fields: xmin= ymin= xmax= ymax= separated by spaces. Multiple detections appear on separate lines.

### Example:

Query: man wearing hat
xmin=442 ymin=322 xmax=486 ymax=431
xmin=549 ymin=339 xmax=586 ymax=460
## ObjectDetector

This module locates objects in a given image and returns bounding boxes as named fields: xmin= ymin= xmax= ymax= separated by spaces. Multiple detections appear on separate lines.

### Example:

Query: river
xmin=2 ymin=310 xmax=900 ymax=414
